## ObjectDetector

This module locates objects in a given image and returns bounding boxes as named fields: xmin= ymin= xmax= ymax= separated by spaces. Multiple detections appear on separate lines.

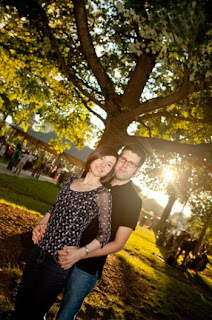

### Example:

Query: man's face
xmin=114 ymin=149 xmax=141 ymax=182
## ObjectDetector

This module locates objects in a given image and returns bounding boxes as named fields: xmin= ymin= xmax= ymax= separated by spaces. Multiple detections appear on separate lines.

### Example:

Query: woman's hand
xmin=58 ymin=246 xmax=85 ymax=270
xmin=32 ymin=224 xmax=47 ymax=244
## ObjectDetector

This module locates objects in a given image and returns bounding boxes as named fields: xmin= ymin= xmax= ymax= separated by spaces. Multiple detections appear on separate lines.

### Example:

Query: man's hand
xmin=58 ymin=246 xmax=84 ymax=270
xmin=32 ymin=224 xmax=47 ymax=244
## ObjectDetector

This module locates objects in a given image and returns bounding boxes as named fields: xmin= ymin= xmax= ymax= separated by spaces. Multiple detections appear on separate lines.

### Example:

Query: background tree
xmin=0 ymin=0 xmax=211 ymax=157
xmin=0 ymin=46 xmax=94 ymax=150
xmin=137 ymin=151 xmax=212 ymax=233
xmin=186 ymin=191 xmax=212 ymax=249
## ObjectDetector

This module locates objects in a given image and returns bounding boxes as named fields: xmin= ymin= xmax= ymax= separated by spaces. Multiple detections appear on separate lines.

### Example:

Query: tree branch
xmin=75 ymin=89 xmax=105 ymax=124
xmin=139 ymin=120 xmax=153 ymax=137
xmin=127 ymin=136 xmax=212 ymax=157
xmin=2 ymin=0 xmax=105 ymax=109
xmin=73 ymin=0 xmax=116 ymax=99
xmin=175 ymin=128 xmax=205 ymax=142
xmin=121 ymin=53 xmax=156 ymax=107
xmin=137 ymin=111 xmax=211 ymax=124
xmin=121 ymin=78 xmax=209 ymax=123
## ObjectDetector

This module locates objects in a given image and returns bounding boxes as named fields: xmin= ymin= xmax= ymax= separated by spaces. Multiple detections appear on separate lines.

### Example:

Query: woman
xmin=14 ymin=145 xmax=118 ymax=320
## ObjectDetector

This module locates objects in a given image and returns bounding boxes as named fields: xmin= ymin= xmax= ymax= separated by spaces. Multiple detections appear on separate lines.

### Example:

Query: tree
xmin=0 ymin=0 xmax=211 ymax=157
xmin=187 ymin=191 xmax=212 ymax=248
xmin=155 ymin=186 xmax=177 ymax=233
xmin=0 ymin=46 xmax=93 ymax=150
xmin=137 ymin=150 xmax=212 ymax=233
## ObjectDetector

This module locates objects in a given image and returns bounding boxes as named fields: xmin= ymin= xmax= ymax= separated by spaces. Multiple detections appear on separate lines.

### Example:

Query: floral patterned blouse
xmin=38 ymin=177 xmax=112 ymax=255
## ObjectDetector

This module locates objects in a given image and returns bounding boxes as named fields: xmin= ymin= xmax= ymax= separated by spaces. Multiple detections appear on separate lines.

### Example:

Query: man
xmin=56 ymin=144 xmax=146 ymax=320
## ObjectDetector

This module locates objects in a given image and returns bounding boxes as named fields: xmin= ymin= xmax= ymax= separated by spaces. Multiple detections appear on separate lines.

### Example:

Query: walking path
xmin=0 ymin=162 xmax=56 ymax=184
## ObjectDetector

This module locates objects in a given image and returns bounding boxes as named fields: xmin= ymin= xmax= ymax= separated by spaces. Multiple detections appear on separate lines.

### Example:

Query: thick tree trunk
xmin=97 ymin=118 xmax=130 ymax=151
xmin=155 ymin=189 xmax=177 ymax=234
xmin=97 ymin=116 xmax=212 ymax=158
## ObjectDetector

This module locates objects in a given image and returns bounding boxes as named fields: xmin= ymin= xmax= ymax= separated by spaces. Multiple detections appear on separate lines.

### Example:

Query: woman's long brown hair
xmin=82 ymin=145 xmax=118 ymax=182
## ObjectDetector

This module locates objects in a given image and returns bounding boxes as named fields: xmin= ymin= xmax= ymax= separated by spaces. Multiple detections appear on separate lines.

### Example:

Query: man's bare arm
xmin=84 ymin=226 xmax=133 ymax=258
xmin=58 ymin=226 xmax=133 ymax=269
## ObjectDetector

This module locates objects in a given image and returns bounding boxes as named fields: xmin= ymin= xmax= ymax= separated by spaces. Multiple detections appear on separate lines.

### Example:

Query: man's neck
xmin=111 ymin=177 xmax=131 ymax=186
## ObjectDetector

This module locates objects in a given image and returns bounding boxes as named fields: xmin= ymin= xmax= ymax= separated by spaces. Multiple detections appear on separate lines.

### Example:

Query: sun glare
xmin=163 ymin=169 xmax=175 ymax=183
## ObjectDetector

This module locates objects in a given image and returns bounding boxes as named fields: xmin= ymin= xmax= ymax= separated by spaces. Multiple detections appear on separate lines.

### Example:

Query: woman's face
xmin=89 ymin=155 xmax=117 ymax=178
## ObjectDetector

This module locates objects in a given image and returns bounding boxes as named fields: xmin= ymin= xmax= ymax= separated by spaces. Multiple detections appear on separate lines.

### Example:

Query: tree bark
xmin=98 ymin=119 xmax=212 ymax=158
xmin=153 ymin=189 xmax=177 ymax=234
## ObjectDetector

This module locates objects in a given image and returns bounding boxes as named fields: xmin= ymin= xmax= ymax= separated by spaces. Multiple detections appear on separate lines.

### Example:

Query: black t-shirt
xmin=76 ymin=181 xmax=142 ymax=278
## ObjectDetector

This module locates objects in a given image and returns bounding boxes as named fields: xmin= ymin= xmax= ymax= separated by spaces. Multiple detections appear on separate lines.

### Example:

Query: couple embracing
xmin=14 ymin=143 xmax=146 ymax=320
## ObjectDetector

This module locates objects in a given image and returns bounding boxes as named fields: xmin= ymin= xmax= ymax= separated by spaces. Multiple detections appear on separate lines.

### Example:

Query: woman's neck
xmin=82 ymin=172 xmax=102 ymax=187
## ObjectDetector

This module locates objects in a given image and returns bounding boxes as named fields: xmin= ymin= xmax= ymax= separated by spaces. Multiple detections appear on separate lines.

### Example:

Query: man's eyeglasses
xmin=118 ymin=156 xmax=139 ymax=169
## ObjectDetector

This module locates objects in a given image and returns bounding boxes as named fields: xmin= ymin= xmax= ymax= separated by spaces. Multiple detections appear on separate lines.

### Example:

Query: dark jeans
xmin=56 ymin=266 xmax=98 ymax=320
xmin=14 ymin=246 xmax=70 ymax=320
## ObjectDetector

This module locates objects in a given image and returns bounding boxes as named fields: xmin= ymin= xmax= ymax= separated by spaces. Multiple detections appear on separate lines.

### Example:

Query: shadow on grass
xmin=0 ymin=232 xmax=35 ymax=320
xmin=119 ymin=250 xmax=212 ymax=320
xmin=0 ymin=231 xmax=34 ymax=268
xmin=77 ymin=254 xmax=154 ymax=320
xmin=152 ymin=235 xmax=212 ymax=320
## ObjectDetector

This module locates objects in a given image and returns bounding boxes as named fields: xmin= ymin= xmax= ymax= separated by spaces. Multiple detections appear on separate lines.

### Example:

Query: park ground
xmin=0 ymin=172 xmax=212 ymax=320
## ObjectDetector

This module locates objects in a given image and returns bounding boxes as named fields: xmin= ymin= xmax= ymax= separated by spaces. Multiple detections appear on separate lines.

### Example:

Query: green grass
xmin=116 ymin=227 xmax=212 ymax=320
xmin=80 ymin=227 xmax=212 ymax=320
xmin=0 ymin=173 xmax=60 ymax=213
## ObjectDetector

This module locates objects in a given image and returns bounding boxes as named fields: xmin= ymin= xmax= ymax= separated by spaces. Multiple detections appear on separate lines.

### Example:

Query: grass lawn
xmin=77 ymin=227 xmax=211 ymax=320
xmin=0 ymin=173 xmax=211 ymax=319
xmin=116 ymin=227 xmax=212 ymax=320
xmin=0 ymin=173 xmax=60 ymax=213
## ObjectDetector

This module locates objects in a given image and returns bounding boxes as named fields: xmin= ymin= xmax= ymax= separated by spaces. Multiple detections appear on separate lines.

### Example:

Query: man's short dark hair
xmin=121 ymin=144 xmax=146 ymax=167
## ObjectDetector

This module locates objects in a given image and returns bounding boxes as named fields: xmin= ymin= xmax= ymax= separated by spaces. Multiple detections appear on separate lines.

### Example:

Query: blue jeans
xmin=14 ymin=246 xmax=70 ymax=320
xmin=56 ymin=266 xmax=98 ymax=320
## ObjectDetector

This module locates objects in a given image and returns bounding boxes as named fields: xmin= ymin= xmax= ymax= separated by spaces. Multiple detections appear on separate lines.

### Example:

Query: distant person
xmin=56 ymin=144 xmax=146 ymax=320
xmin=7 ymin=143 xmax=22 ymax=170
xmin=23 ymin=153 xmax=36 ymax=171
xmin=14 ymin=145 xmax=118 ymax=320
xmin=184 ymin=244 xmax=210 ymax=273
xmin=165 ymin=233 xmax=175 ymax=250
xmin=4 ymin=145 xmax=14 ymax=162
xmin=170 ymin=230 xmax=190 ymax=254
xmin=43 ymin=161 xmax=52 ymax=175
xmin=50 ymin=166 xmax=58 ymax=179
xmin=193 ymin=253 xmax=209 ymax=273
xmin=176 ymin=239 xmax=199 ymax=267
xmin=0 ymin=142 xmax=7 ymax=157
xmin=55 ymin=164 xmax=63 ymax=180
xmin=57 ymin=170 xmax=71 ymax=186
xmin=31 ymin=157 xmax=43 ymax=177
xmin=13 ymin=152 xmax=29 ymax=175
xmin=34 ymin=159 xmax=47 ymax=179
